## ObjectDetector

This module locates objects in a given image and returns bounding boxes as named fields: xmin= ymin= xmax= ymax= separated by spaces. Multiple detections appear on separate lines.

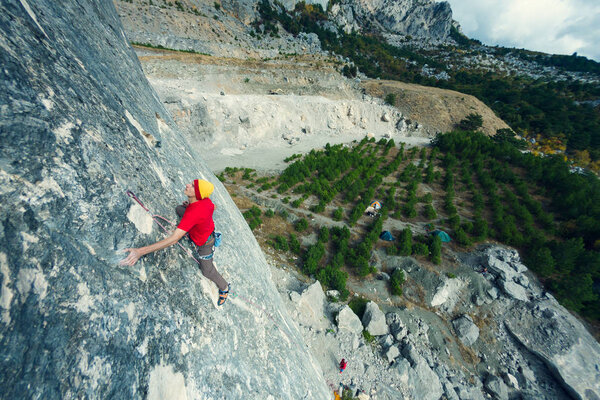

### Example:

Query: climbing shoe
xmin=218 ymin=284 xmax=230 ymax=306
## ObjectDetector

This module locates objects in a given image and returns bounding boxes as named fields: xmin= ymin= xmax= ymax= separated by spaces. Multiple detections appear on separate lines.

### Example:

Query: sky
xmin=444 ymin=0 xmax=600 ymax=61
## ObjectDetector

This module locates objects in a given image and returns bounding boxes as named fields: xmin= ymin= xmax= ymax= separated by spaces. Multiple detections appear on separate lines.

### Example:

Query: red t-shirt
xmin=177 ymin=198 xmax=215 ymax=246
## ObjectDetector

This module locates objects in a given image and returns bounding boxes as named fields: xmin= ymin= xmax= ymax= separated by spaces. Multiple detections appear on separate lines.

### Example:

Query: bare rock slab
xmin=505 ymin=300 xmax=600 ymax=400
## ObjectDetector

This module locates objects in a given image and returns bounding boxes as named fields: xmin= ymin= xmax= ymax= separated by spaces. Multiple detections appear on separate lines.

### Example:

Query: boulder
xmin=487 ymin=287 xmax=499 ymax=300
xmin=361 ymin=301 xmax=389 ymax=336
xmin=484 ymin=375 xmax=509 ymax=400
xmin=486 ymin=257 xmax=517 ymax=282
xmin=380 ymin=334 xmax=394 ymax=348
xmin=500 ymin=280 xmax=529 ymax=302
xmin=455 ymin=385 xmax=486 ymax=400
xmin=452 ymin=315 xmax=479 ymax=346
xmin=385 ymin=345 xmax=400 ymax=363
xmin=395 ymin=358 xmax=443 ymax=400
xmin=381 ymin=113 xmax=390 ymax=122
xmin=430 ymin=277 xmax=466 ymax=308
xmin=336 ymin=305 xmax=363 ymax=334
xmin=386 ymin=313 xmax=408 ymax=341
xmin=485 ymin=246 xmax=528 ymax=276
xmin=401 ymin=343 xmax=422 ymax=366
xmin=502 ymin=373 xmax=519 ymax=390
xmin=294 ymin=281 xmax=328 ymax=328
xmin=443 ymin=382 xmax=460 ymax=400
xmin=376 ymin=272 xmax=390 ymax=281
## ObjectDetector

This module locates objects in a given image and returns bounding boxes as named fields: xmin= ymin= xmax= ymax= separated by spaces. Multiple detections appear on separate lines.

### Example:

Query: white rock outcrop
xmin=336 ymin=305 xmax=364 ymax=334
xmin=362 ymin=301 xmax=389 ymax=336
xmin=292 ymin=281 xmax=328 ymax=329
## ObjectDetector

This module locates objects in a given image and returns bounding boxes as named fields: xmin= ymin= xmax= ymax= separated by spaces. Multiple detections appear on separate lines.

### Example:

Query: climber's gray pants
xmin=176 ymin=205 xmax=228 ymax=291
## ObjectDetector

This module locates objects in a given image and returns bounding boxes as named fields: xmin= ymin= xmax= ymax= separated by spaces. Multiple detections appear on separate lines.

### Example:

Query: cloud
xmin=445 ymin=0 xmax=600 ymax=61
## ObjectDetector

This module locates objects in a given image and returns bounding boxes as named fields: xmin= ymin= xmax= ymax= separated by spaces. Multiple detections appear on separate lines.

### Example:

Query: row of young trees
xmin=434 ymin=130 xmax=600 ymax=319
xmin=239 ymin=129 xmax=597 ymax=321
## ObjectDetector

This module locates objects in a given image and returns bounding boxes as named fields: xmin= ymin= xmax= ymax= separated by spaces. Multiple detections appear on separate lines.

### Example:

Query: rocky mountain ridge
xmin=114 ymin=0 xmax=599 ymax=84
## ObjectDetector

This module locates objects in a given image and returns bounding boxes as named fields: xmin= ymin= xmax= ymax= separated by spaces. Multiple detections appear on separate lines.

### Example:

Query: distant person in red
xmin=121 ymin=179 xmax=230 ymax=305
xmin=339 ymin=358 xmax=347 ymax=373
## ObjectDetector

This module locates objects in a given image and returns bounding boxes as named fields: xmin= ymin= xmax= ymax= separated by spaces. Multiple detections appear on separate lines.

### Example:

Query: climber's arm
xmin=120 ymin=228 xmax=188 ymax=266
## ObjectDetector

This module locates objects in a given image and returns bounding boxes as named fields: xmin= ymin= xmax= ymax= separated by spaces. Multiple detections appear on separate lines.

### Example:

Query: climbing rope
xmin=126 ymin=190 xmax=206 ymax=264
xmin=125 ymin=190 xmax=296 ymax=343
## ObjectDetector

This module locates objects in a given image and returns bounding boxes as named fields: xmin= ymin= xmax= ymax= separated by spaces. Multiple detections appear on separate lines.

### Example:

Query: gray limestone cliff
xmin=330 ymin=0 xmax=454 ymax=39
xmin=0 ymin=1 xmax=330 ymax=398
xmin=115 ymin=0 xmax=456 ymax=58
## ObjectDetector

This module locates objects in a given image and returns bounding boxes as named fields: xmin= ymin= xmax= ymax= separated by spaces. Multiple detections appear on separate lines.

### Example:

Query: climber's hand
xmin=120 ymin=248 xmax=142 ymax=266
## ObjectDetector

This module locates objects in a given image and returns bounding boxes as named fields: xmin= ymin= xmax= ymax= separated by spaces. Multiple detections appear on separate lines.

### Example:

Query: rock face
xmin=505 ymin=299 xmax=600 ymax=400
xmin=0 ymin=1 xmax=329 ymax=399
xmin=331 ymin=0 xmax=454 ymax=40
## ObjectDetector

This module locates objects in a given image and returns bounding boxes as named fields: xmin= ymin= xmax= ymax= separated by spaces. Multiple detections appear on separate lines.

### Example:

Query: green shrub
xmin=525 ymin=246 xmax=555 ymax=277
xmin=288 ymin=233 xmax=301 ymax=255
xmin=295 ymin=218 xmax=308 ymax=232
xmin=278 ymin=209 xmax=289 ymax=219
xmin=412 ymin=243 xmax=429 ymax=256
xmin=243 ymin=206 xmax=263 ymax=231
xmin=362 ymin=330 xmax=376 ymax=344
xmin=455 ymin=228 xmax=472 ymax=247
xmin=333 ymin=207 xmax=343 ymax=221
xmin=342 ymin=64 xmax=357 ymax=78
xmin=264 ymin=209 xmax=275 ymax=217
xmin=399 ymin=227 xmax=412 ymax=256
xmin=390 ymin=269 xmax=405 ymax=296
xmin=291 ymin=199 xmax=301 ymax=208
xmin=458 ymin=113 xmax=483 ymax=131
xmin=348 ymin=297 xmax=369 ymax=319
xmin=424 ymin=204 xmax=437 ymax=219
xmin=269 ymin=235 xmax=289 ymax=251
xmin=384 ymin=93 xmax=396 ymax=106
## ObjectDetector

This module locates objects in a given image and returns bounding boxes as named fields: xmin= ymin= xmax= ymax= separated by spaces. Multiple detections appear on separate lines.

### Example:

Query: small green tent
xmin=431 ymin=230 xmax=451 ymax=242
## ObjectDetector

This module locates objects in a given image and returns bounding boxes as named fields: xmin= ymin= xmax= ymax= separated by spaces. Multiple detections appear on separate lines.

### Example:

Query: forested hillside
xmin=225 ymin=134 xmax=600 ymax=325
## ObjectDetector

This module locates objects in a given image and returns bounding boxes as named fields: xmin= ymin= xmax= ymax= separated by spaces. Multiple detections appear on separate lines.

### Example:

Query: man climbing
xmin=339 ymin=358 xmax=347 ymax=374
xmin=120 ymin=179 xmax=230 ymax=306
